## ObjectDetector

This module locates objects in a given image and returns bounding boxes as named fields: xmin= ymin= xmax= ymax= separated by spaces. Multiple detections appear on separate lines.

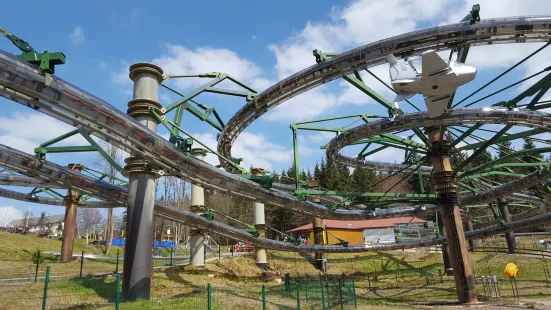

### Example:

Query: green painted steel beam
xmin=380 ymin=133 xmax=427 ymax=149
xmin=37 ymin=146 xmax=97 ymax=153
xmin=449 ymin=123 xmax=481 ymax=148
xmin=464 ymin=147 xmax=551 ymax=177
xmin=459 ymin=171 xmax=526 ymax=181
xmin=78 ymin=129 xmax=124 ymax=173
xmin=165 ymin=74 xmax=228 ymax=113
xmin=296 ymin=189 xmax=436 ymax=199
xmin=456 ymin=124 xmax=513 ymax=171
xmin=293 ymin=114 xmax=378 ymax=126
xmin=454 ymin=41 xmax=551 ymax=108
xmin=359 ymin=145 xmax=388 ymax=159
xmin=455 ymin=128 xmax=544 ymax=152
xmin=204 ymin=87 xmax=252 ymax=98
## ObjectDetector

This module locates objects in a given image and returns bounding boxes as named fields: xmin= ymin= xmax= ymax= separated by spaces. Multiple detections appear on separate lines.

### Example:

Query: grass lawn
xmin=1 ymin=232 xmax=550 ymax=309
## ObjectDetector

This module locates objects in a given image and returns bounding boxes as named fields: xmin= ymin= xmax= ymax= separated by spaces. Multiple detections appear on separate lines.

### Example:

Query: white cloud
xmin=152 ymin=45 xmax=263 ymax=90
xmin=0 ymin=206 xmax=23 ymax=226
xmin=68 ymin=26 xmax=84 ymax=44
xmin=190 ymin=131 xmax=293 ymax=172
xmin=0 ymin=112 xmax=89 ymax=153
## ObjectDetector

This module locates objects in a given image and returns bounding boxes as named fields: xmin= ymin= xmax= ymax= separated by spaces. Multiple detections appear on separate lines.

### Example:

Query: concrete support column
xmin=253 ymin=201 xmax=267 ymax=269
xmin=465 ymin=220 xmax=477 ymax=252
xmin=312 ymin=217 xmax=327 ymax=272
xmin=60 ymin=163 xmax=83 ymax=263
xmin=123 ymin=63 xmax=163 ymax=299
xmin=437 ymin=211 xmax=453 ymax=275
xmin=190 ymin=148 xmax=207 ymax=267
xmin=426 ymin=127 xmax=477 ymax=303
xmin=498 ymin=198 xmax=517 ymax=254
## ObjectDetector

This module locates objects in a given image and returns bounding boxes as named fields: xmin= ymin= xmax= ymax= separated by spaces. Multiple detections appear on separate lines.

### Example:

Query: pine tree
xmin=272 ymin=171 xmax=280 ymax=183
xmin=313 ymin=162 xmax=321 ymax=182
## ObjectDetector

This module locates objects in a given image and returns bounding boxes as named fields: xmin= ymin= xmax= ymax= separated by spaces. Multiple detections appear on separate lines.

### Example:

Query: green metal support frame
xmin=161 ymin=72 xmax=257 ymax=143
xmin=34 ymin=128 xmax=124 ymax=173
xmin=0 ymin=26 xmax=65 ymax=74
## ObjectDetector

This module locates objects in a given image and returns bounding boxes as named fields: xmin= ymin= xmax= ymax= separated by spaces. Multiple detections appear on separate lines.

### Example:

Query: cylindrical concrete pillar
xmin=60 ymin=163 xmax=83 ymax=263
xmin=426 ymin=127 xmax=477 ymax=303
xmin=253 ymin=201 xmax=267 ymax=269
xmin=190 ymin=148 xmax=207 ymax=267
xmin=437 ymin=211 xmax=453 ymax=275
xmin=465 ymin=220 xmax=477 ymax=252
xmin=498 ymin=198 xmax=517 ymax=254
xmin=123 ymin=63 xmax=163 ymax=300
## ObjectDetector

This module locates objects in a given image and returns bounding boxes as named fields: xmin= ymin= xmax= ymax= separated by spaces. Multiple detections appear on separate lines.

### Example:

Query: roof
xmin=287 ymin=217 xmax=426 ymax=232
xmin=9 ymin=214 xmax=65 ymax=227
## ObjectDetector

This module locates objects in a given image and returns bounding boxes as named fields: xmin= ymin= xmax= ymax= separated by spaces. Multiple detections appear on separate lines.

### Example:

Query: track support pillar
xmin=465 ymin=219 xmax=477 ymax=252
xmin=437 ymin=211 xmax=453 ymax=275
xmin=498 ymin=198 xmax=517 ymax=254
xmin=122 ymin=63 xmax=163 ymax=300
xmin=426 ymin=127 xmax=477 ymax=303
xmin=60 ymin=163 xmax=83 ymax=263
xmin=190 ymin=148 xmax=207 ymax=267
xmin=312 ymin=216 xmax=326 ymax=272
xmin=253 ymin=201 xmax=268 ymax=270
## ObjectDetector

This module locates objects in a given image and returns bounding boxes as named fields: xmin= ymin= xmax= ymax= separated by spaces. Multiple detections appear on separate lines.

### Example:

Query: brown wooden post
xmin=426 ymin=127 xmax=477 ymax=303
xmin=60 ymin=163 xmax=83 ymax=263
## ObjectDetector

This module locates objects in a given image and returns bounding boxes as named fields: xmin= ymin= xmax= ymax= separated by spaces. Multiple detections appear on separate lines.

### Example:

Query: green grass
xmin=1 ymin=232 xmax=551 ymax=309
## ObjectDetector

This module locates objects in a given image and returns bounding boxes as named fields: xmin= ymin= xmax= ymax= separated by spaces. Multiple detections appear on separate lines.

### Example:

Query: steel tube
xmin=122 ymin=63 xmax=162 ymax=300
xmin=190 ymin=148 xmax=207 ymax=267
xmin=253 ymin=201 xmax=267 ymax=269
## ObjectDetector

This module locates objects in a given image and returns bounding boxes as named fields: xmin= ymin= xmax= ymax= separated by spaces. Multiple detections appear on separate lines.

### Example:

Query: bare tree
xmin=77 ymin=209 xmax=104 ymax=233
xmin=92 ymin=142 xmax=123 ymax=255
xmin=22 ymin=210 xmax=33 ymax=228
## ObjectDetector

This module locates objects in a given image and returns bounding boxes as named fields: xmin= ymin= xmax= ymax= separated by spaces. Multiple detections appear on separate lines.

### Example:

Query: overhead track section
xmin=0 ymin=147 xmax=549 ymax=253
xmin=218 ymin=16 xmax=551 ymax=171
xmin=0 ymin=143 xmax=433 ymax=220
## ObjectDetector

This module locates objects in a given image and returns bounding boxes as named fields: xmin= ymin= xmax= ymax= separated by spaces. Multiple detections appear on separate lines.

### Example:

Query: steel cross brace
xmin=161 ymin=72 xmax=257 ymax=143
xmin=34 ymin=129 xmax=123 ymax=173
xmin=313 ymin=49 xmax=431 ymax=147
xmin=0 ymin=26 xmax=65 ymax=74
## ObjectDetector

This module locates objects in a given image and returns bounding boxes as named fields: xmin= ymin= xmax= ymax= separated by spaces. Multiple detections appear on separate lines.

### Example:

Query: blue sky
xmin=0 ymin=0 xmax=550 ymax=222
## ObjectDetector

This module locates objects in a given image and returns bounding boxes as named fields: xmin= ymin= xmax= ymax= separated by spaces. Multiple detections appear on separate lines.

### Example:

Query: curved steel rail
xmin=0 ymin=187 xmax=111 ymax=208
xmin=1 ymin=145 xmax=548 ymax=253
xmin=218 ymin=16 xmax=551 ymax=172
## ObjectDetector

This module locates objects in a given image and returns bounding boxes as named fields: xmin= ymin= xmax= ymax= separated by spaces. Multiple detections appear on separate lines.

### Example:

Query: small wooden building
xmin=287 ymin=217 xmax=428 ymax=245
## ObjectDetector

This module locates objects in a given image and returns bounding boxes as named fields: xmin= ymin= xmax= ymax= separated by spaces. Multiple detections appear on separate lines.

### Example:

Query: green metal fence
xmin=34 ymin=267 xmax=357 ymax=309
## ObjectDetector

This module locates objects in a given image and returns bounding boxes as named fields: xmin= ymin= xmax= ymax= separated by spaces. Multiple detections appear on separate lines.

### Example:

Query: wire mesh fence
xmin=18 ymin=267 xmax=358 ymax=310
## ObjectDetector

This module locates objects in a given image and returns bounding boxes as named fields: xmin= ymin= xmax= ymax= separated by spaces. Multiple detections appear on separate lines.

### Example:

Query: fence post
xmin=284 ymin=273 xmax=290 ymax=297
xmin=351 ymin=277 xmax=357 ymax=309
xmin=207 ymin=283 xmax=212 ymax=310
xmin=35 ymin=250 xmax=41 ymax=283
xmin=296 ymin=280 xmax=300 ymax=310
xmin=115 ymin=272 xmax=121 ymax=310
xmin=367 ymin=273 xmax=371 ymax=289
xmin=438 ymin=269 xmax=443 ymax=284
xmin=170 ymin=246 xmax=173 ymax=267
xmin=80 ymin=250 xmax=84 ymax=277
xmin=218 ymin=246 xmax=221 ymax=260
xmin=115 ymin=248 xmax=120 ymax=274
xmin=425 ymin=270 xmax=429 ymax=285
xmin=305 ymin=277 xmax=309 ymax=302
xmin=41 ymin=265 xmax=50 ymax=310
xmin=261 ymin=284 xmax=266 ymax=310
xmin=338 ymin=279 xmax=344 ymax=310
xmin=320 ymin=279 xmax=325 ymax=310
xmin=325 ymin=276 xmax=330 ymax=308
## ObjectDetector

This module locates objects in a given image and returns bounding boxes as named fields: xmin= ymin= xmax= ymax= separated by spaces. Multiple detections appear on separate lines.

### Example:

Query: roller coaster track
xmin=217 ymin=16 xmax=551 ymax=173
xmin=0 ymin=143 xmax=549 ymax=253
xmin=0 ymin=16 xmax=550 ymax=252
